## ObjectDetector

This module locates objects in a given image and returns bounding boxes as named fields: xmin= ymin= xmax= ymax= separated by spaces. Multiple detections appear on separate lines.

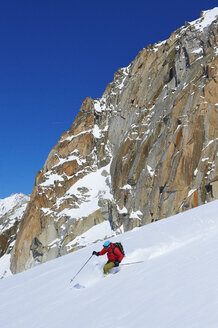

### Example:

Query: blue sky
xmin=0 ymin=0 xmax=217 ymax=198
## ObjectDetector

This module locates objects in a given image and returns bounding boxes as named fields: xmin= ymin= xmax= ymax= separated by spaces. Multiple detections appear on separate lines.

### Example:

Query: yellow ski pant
xmin=103 ymin=261 xmax=115 ymax=274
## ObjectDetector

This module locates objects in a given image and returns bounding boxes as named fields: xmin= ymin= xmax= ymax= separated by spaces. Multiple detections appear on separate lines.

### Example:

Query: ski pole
xmin=70 ymin=255 xmax=93 ymax=283
xmin=121 ymin=261 xmax=144 ymax=266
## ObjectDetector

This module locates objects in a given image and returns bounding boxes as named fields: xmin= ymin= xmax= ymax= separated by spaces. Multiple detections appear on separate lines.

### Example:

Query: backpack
xmin=112 ymin=242 xmax=125 ymax=257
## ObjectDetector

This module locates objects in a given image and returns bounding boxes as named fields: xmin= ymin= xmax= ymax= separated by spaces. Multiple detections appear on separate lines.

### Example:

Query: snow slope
xmin=0 ymin=200 xmax=218 ymax=328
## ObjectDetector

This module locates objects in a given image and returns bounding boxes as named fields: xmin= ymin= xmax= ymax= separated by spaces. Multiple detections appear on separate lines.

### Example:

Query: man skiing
xmin=92 ymin=240 xmax=124 ymax=275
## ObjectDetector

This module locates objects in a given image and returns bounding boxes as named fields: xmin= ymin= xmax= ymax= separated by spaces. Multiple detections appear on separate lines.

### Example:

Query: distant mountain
xmin=0 ymin=193 xmax=29 ymax=218
xmin=0 ymin=193 xmax=29 ymax=278
xmin=8 ymin=8 xmax=218 ymax=274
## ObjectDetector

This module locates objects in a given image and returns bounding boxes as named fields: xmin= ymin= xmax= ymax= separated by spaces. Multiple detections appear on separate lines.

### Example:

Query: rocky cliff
xmin=11 ymin=8 xmax=218 ymax=273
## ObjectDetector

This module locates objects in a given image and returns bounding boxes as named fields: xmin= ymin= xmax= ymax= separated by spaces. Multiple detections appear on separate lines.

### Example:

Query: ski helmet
xmin=103 ymin=240 xmax=111 ymax=248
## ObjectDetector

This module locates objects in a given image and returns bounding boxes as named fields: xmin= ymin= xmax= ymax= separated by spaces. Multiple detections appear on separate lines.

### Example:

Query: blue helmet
xmin=103 ymin=240 xmax=111 ymax=248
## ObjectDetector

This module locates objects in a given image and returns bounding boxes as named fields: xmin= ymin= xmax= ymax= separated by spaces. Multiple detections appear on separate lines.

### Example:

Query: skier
xmin=92 ymin=240 xmax=124 ymax=275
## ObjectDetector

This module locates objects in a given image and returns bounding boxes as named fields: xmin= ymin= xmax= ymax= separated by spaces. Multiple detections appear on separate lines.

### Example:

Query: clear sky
xmin=0 ymin=0 xmax=217 ymax=199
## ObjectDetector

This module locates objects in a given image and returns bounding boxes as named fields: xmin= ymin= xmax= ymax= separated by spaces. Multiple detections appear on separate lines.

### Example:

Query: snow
xmin=0 ymin=193 xmax=29 ymax=218
xmin=120 ymin=184 xmax=132 ymax=190
xmin=147 ymin=164 xmax=154 ymax=176
xmin=93 ymin=124 xmax=101 ymax=138
xmin=1 ymin=200 xmax=218 ymax=327
xmin=182 ymin=82 xmax=188 ymax=90
xmin=151 ymin=7 xmax=218 ymax=54
xmin=203 ymin=138 xmax=218 ymax=150
xmin=94 ymin=99 xmax=104 ymax=112
xmin=53 ymin=152 xmax=86 ymax=168
xmin=94 ymin=98 xmax=108 ymax=113
xmin=153 ymin=40 xmax=167 ymax=52
xmin=40 ymin=207 xmax=53 ymax=215
xmin=129 ymin=210 xmax=143 ymax=220
xmin=0 ymin=194 xmax=29 ymax=278
xmin=40 ymin=172 xmax=64 ymax=187
xmin=191 ymin=48 xmax=203 ymax=54
xmin=61 ymin=129 xmax=93 ymax=142
xmin=66 ymin=221 xmax=115 ymax=250
xmin=57 ymin=164 xmax=113 ymax=219
xmin=115 ymin=66 xmax=130 ymax=91
xmin=189 ymin=7 xmax=218 ymax=32
xmin=117 ymin=204 xmax=128 ymax=214
xmin=187 ymin=189 xmax=196 ymax=198
xmin=0 ymin=193 xmax=29 ymax=235
xmin=0 ymin=202 xmax=28 ymax=233
xmin=0 ymin=254 xmax=12 ymax=278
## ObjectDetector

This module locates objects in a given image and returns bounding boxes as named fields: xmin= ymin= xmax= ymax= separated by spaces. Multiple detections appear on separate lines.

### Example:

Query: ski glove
xmin=114 ymin=259 xmax=120 ymax=267
xmin=92 ymin=251 xmax=99 ymax=256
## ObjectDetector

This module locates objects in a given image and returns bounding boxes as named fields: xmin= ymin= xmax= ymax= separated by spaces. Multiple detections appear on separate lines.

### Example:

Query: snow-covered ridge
xmin=0 ymin=193 xmax=29 ymax=218
xmin=152 ymin=7 xmax=218 ymax=52
xmin=0 ymin=193 xmax=29 ymax=235
xmin=0 ymin=193 xmax=30 ymax=279
xmin=189 ymin=7 xmax=218 ymax=31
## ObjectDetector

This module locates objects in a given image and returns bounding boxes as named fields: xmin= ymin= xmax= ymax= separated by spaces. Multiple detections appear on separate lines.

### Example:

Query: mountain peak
xmin=1 ymin=8 xmax=218 ymax=275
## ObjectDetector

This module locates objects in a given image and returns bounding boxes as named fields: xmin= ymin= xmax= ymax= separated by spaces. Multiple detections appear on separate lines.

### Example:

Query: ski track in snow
xmin=0 ymin=200 xmax=218 ymax=328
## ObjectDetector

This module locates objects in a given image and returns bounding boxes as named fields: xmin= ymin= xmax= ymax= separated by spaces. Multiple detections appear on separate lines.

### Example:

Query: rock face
xmin=11 ymin=8 xmax=218 ymax=273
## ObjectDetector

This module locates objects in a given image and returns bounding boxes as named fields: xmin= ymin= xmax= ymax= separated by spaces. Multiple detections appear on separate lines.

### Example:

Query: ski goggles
xmin=103 ymin=243 xmax=111 ymax=249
